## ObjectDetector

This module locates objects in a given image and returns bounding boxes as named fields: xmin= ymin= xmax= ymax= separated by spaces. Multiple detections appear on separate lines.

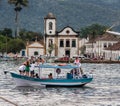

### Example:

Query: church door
xmin=65 ymin=50 xmax=70 ymax=57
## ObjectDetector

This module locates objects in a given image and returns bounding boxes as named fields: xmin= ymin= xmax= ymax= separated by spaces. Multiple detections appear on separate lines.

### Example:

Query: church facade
xmin=44 ymin=13 xmax=80 ymax=58
xmin=23 ymin=13 xmax=83 ymax=58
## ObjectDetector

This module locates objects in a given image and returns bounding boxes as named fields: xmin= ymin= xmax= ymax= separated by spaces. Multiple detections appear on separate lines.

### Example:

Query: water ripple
xmin=0 ymin=62 xmax=120 ymax=106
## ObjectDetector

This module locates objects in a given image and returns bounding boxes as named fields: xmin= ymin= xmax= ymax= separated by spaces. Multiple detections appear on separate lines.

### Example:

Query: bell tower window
xmin=49 ymin=22 xmax=53 ymax=30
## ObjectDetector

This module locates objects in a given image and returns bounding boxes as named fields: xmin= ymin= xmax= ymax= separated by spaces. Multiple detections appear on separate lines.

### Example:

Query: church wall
xmin=57 ymin=37 xmax=78 ymax=57
xmin=28 ymin=48 xmax=44 ymax=58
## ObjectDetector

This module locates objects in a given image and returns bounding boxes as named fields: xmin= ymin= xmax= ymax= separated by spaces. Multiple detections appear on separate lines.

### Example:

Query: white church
xmin=22 ymin=13 xmax=85 ymax=58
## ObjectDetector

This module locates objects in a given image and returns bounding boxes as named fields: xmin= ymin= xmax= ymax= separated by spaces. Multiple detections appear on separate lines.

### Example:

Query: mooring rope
xmin=0 ymin=96 xmax=18 ymax=106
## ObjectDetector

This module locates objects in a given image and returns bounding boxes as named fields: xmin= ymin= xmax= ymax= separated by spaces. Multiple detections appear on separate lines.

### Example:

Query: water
xmin=0 ymin=61 xmax=120 ymax=106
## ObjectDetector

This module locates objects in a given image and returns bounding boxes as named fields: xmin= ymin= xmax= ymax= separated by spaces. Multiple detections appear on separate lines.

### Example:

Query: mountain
xmin=0 ymin=0 xmax=120 ymax=34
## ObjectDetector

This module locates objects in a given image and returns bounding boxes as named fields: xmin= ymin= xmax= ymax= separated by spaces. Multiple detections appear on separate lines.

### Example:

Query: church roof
xmin=44 ymin=13 xmax=56 ymax=19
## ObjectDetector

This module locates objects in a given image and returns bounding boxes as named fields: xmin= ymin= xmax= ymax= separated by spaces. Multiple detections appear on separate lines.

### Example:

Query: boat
xmin=8 ymin=63 xmax=93 ymax=87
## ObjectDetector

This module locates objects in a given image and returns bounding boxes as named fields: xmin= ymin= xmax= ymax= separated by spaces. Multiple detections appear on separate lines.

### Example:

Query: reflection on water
xmin=0 ymin=61 xmax=120 ymax=106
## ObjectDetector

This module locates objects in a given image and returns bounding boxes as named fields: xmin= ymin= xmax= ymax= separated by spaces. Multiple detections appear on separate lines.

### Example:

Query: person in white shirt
xmin=74 ymin=57 xmax=81 ymax=67
xmin=30 ymin=61 xmax=36 ymax=77
xmin=18 ymin=64 xmax=26 ymax=75
xmin=74 ymin=57 xmax=83 ymax=77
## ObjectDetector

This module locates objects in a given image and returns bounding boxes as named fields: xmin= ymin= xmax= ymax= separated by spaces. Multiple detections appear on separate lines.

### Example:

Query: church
xmin=24 ymin=13 xmax=82 ymax=58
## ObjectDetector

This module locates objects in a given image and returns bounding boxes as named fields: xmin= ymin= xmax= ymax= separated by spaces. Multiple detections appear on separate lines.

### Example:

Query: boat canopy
xmin=38 ymin=64 xmax=79 ymax=69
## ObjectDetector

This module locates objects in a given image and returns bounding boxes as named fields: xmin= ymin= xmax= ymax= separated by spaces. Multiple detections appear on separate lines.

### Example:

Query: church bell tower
xmin=44 ymin=13 xmax=57 ymax=56
xmin=44 ymin=13 xmax=56 ymax=35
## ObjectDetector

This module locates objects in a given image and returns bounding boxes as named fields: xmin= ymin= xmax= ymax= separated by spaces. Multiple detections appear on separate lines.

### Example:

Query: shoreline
xmin=54 ymin=60 xmax=120 ymax=64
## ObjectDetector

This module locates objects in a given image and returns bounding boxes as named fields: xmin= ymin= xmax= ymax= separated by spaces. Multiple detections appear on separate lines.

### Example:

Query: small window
xmin=60 ymin=39 xmax=64 ymax=47
xmin=66 ymin=40 xmax=70 ymax=47
xmin=34 ymin=51 xmax=38 ymax=56
xmin=108 ymin=43 xmax=112 ymax=47
xmin=72 ymin=39 xmax=76 ymax=47
xmin=49 ymin=22 xmax=53 ymax=30
xmin=104 ymin=43 xmax=107 ymax=48
xmin=48 ymin=39 xmax=53 ymax=47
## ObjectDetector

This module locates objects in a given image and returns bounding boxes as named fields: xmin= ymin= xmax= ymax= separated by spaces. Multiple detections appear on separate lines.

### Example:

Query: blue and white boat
xmin=10 ymin=63 xmax=93 ymax=87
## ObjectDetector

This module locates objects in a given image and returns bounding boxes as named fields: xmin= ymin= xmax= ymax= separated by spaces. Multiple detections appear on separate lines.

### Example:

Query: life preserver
xmin=56 ymin=68 xmax=61 ymax=74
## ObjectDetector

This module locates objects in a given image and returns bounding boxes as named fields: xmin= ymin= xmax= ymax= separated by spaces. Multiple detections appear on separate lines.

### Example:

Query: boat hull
xmin=10 ymin=72 xmax=93 ymax=87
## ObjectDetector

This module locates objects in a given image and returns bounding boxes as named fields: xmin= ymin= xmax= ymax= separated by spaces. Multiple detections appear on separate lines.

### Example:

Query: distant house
xmin=104 ymin=41 xmax=120 ymax=60
xmin=85 ymin=32 xmax=120 ymax=60
xmin=25 ymin=40 xmax=44 ymax=58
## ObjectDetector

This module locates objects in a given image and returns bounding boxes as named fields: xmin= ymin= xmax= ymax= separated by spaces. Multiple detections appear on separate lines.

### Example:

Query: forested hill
xmin=0 ymin=0 xmax=120 ymax=33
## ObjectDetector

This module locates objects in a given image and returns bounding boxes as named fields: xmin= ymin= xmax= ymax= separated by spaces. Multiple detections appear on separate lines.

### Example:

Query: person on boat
xmin=30 ymin=61 xmax=35 ymax=77
xmin=25 ymin=60 xmax=31 ymax=76
xmin=48 ymin=73 xmax=53 ymax=79
xmin=35 ymin=73 xmax=39 ymax=78
xmin=74 ymin=57 xmax=81 ymax=67
xmin=37 ymin=57 xmax=45 ymax=65
xmin=74 ymin=57 xmax=84 ymax=76
xmin=18 ymin=64 xmax=26 ymax=75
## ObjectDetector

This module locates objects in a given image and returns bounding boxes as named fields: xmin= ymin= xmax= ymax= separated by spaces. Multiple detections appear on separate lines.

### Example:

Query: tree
xmin=80 ymin=23 xmax=108 ymax=39
xmin=80 ymin=45 xmax=86 ymax=55
xmin=0 ymin=28 xmax=12 ymax=38
xmin=48 ymin=43 xmax=55 ymax=57
xmin=80 ymin=24 xmax=108 ymax=58
xmin=0 ymin=43 xmax=6 ymax=56
xmin=7 ymin=38 xmax=25 ymax=53
xmin=8 ymin=0 xmax=28 ymax=37
xmin=19 ymin=29 xmax=44 ymax=42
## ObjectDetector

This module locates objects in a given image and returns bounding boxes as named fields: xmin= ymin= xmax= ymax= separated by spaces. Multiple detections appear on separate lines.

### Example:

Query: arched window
xmin=49 ymin=22 xmax=53 ymax=30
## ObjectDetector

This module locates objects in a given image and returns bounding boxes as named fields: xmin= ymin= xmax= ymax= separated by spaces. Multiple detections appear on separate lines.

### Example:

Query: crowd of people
xmin=18 ymin=56 xmax=45 ymax=78
xmin=18 ymin=56 xmax=83 ymax=79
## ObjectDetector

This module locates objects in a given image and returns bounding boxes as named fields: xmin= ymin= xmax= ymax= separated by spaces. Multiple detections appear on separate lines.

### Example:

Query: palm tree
xmin=8 ymin=0 xmax=28 ymax=37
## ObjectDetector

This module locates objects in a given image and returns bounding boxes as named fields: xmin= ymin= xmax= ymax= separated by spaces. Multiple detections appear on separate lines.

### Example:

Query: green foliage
xmin=0 ymin=42 xmax=6 ymax=54
xmin=0 ymin=28 xmax=12 ymax=38
xmin=19 ymin=29 xmax=44 ymax=41
xmin=8 ymin=0 xmax=29 ymax=37
xmin=8 ymin=0 xmax=28 ymax=6
xmin=80 ymin=23 xmax=108 ymax=39
xmin=7 ymin=38 xmax=25 ymax=53
xmin=48 ymin=44 xmax=55 ymax=57
xmin=80 ymin=45 xmax=86 ymax=55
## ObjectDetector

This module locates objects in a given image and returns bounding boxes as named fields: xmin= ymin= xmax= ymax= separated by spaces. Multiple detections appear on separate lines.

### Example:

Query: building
xmin=23 ymin=13 xmax=120 ymax=60
xmin=85 ymin=32 xmax=120 ymax=60
xmin=44 ymin=13 xmax=80 ymax=58
xmin=25 ymin=40 xmax=44 ymax=58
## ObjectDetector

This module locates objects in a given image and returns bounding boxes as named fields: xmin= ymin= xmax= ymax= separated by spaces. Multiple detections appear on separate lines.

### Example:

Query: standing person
xmin=74 ymin=57 xmax=83 ymax=76
xmin=18 ymin=64 xmax=26 ymax=75
xmin=37 ymin=57 xmax=45 ymax=65
xmin=30 ymin=61 xmax=36 ymax=77
xmin=74 ymin=57 xmax=81 ymax=67
xmin=25 ymin=60 xmax=30 ymax=76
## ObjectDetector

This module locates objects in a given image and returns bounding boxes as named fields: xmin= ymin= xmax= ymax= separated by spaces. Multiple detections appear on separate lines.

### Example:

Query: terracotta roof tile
xmin=105 ymin=41 xmax=120 ymax=50
xmin=96 ymin=33 xmax=118 ymax=41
